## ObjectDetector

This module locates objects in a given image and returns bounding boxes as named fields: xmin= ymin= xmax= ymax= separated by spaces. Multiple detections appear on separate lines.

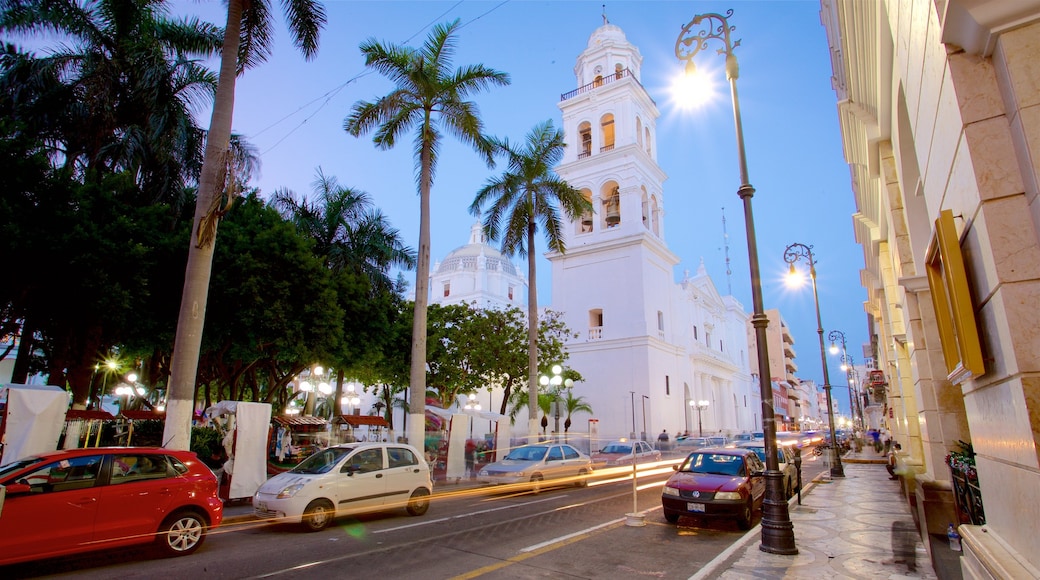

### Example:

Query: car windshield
xmin=680 ymin=453 xmax=745 ymax=476
xmin=292 ymin=447 xmax=352 ymax=474
xmin=504 ymin=446 xmax=548 ymax=461
xmin=0 ymin=457 xmax=40 ymax=480
xmin=600 ymin=444 xmax=632 ymax=454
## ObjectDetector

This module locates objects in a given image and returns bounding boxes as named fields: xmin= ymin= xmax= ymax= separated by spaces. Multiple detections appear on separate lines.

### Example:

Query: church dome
xmin=586 ymin=23 xmax=627 ymax=48
xmin=435 ymin=223 xmax=517 ymax=276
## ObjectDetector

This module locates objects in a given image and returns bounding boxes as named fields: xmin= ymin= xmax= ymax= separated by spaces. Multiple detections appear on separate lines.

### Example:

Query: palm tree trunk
xmin=526 ymin=213 xmax=539 ymax=442
xmin=162 ymin=0 xmax=243 ymax=450
xmin=408 ymin=138 xmax=433 ymax=450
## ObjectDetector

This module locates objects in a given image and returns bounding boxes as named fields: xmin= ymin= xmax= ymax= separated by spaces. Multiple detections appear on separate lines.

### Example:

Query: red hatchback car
xmin=0 ymin=447 xmax=223 ymax=566
xmin=660 ymin=447 xmax=766 ymax=529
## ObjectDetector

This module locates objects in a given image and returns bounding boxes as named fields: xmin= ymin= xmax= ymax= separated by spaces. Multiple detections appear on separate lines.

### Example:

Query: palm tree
xmin=562 ymin=391 xmax=593 ymax=439
xmin=272 ymin=168 xmax=415 ymax=416
xmin=164 ymin=0 xmax=326 ymax=450
xmin=469 ymin=120 xmax=591 ymax=441
xmin=344 ymin=19 xmax=509 ymax=449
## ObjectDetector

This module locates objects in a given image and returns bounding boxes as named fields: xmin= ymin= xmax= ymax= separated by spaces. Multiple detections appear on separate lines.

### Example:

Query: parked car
xmin=661 ymin=447 xmax=766 ymax=530
xmin=253 ymin=442 xmax=432 ymax=532
xmin=477 ymin=443 xmax=592 ymax=492
xmin=591 ymin=440 xmax=662 ymax=467
xmin=676 ymin=436 xmax=713 ymax=448
xmin=736 ymin=441 xmax=799 ymax=498
xmin=0 ymin=447 xmax=223 ymax=566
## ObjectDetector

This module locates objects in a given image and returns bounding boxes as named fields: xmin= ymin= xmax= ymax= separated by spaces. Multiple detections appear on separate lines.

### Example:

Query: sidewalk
xmin=695 ymin=449 xmax=949 ymax=579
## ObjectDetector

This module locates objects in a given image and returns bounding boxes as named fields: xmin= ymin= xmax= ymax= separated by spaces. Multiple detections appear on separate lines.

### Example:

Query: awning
xmin=118 ymin=410 xmax=166 ymax=421
xmin=65 ymin=409 xmax=115 ymax=421
xmin=272 ymin=415 xmax=328 ymax=431
xmin=334 ymin=415 xmax=390 ymax=428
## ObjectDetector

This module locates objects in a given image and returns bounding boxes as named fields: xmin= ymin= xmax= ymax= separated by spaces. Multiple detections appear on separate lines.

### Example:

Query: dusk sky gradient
xmin=172 ymin=0 xmax=869 ymax=418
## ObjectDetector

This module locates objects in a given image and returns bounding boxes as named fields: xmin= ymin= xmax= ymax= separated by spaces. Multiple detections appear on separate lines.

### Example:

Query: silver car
xmin=477 ymin=443 xmax=592 ymax=493
xmin=736 ymin=441 xmax=799 ymax=498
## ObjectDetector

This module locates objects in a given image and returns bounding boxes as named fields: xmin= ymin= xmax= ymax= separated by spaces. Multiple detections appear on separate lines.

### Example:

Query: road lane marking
xmin=449 ymin=518 xmax=629 ymax=580
xmin=372 ymin=496 xmax=565 ymax=533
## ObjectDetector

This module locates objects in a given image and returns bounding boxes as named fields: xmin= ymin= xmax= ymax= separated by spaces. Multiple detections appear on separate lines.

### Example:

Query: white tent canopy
xmin=1 ymin=384 xmax=69 ymax=466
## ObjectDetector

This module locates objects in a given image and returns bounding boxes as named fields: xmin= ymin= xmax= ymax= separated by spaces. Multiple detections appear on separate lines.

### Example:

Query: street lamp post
xmin=829 ymin=330 xmax=865 ymax=430
xmin=629 ymin=391 xmax=636 ymax=439
xmin=676 ymin=9 xmax=797 ymax=554
xmin=641 ymin=395 xmax=649 ymax=442
xmin=464 ymin=393 xmax=482 ymax=438
xmin=693 ymin=400 xmax=710 ymax=437
xmin=784 ymin=242 xmax=845 ymax=478
xmin=540 ymin=365 xmax=573 ymax=441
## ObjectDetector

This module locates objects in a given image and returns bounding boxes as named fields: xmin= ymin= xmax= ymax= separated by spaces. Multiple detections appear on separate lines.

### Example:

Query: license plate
xmin=258 ymin=502 xmax=267 ymax=511
xmin=687 ymin=502 xmax=705 ymax=513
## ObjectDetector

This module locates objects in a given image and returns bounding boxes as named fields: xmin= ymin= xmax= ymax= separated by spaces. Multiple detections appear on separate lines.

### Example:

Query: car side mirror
xmin=344 ymin=464 xmax=361 ymax=475
xmin=3 ymin=483 xmax=31 ymax=495
xmin=672 ymin=465 xmax=679 ymax=471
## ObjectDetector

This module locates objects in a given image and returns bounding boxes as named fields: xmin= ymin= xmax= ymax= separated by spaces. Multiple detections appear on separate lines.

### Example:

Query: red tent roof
xmin=118 ymin=410 xmax=166 ymax=421
xmin=65 ymin=409 xmax=115 ymax=421
xmin=333 ymin=415 xmax=390 ymax=428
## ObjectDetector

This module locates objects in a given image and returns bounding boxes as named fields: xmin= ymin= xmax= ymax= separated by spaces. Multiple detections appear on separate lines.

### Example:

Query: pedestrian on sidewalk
xmin=658 ymin=430 xmax=670 ymax=451
xmin=887 ymin=442 xmax=902 ymax=479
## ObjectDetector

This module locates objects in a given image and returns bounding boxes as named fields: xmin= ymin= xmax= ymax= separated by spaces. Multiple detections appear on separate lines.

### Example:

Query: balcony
xmin=560 ymin=69 xmax=655 ymax=104
xmin=588 ymin=327 xmax=603 ymax=341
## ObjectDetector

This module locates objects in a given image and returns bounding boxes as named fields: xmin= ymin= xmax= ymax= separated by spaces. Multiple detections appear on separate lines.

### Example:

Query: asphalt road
xmin=4 ymin=453 xmax=830 ymax=579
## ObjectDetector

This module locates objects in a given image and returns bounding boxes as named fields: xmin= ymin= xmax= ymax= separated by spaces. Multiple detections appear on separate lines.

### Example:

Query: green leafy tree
xmin=345 ymin=19 xmax=509 ymax=448
xmin=165 ymin=0 xmax=326 ymax=449
xmin=470 ymin=120 xmax=590 ymax=440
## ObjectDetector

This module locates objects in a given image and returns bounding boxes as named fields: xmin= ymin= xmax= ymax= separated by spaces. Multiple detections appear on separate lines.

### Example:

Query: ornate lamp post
xmin=540 ymin=365 xmax=573 ymax=441
xmin=676 ymin=10 xmax=796 ymax=554
xmin=784 ymin=243 xmax=844 ymax=478
xmin=692 ymin=400 xmax=710 ymax=437
xmin=829 ymin=330 xmax=865 ymax=430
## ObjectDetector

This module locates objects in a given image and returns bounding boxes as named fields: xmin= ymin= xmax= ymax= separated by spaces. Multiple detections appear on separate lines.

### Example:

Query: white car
xmin=253 ymin=442 xmax=432 ymax=531
xmin=477 ymin=443 xmax=592 ymax=492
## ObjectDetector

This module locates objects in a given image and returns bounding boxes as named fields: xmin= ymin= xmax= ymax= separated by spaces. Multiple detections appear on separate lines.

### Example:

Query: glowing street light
xmin=676 ymin=9 xmax=797 ymax=555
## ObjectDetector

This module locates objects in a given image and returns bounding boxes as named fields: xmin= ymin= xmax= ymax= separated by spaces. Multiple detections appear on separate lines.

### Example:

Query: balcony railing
xmin=560 ymin=68 xmax=654 ymax=103
xmin=588 ymin=327 xmax=603 ymax=341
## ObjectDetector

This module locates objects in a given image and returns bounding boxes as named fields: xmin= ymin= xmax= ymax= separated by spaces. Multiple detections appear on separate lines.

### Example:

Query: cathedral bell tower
xmin=548 ymin=21 xmax=681 ymax=439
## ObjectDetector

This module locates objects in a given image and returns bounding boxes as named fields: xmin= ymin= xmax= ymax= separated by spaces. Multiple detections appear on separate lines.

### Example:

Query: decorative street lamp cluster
xmin=540 ymin=364 xmax=574 ymax=440
xmin=784 ymin=242 xmax=845 ymax=479
xmin=675 ymin=9 xmax=797 ymax=555
xmin=689 ymin=399 xmax=710 ymax=437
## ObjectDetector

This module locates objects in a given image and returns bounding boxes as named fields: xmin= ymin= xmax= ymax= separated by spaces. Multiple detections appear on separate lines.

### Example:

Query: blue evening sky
xmin=148 ymin=1 xmax=869 ymax=417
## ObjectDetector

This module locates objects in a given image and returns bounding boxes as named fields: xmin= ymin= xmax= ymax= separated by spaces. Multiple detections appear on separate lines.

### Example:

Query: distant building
xmin=748 ymin=309 xmax=799 ymax=430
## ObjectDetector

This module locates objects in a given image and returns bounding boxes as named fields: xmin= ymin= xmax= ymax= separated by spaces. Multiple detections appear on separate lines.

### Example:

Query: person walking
xmin=657 ymin=430 xmax=670 ymax=451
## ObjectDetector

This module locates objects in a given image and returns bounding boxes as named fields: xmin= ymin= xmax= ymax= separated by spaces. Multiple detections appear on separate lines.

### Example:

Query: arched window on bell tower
xmin=650 ymin=195 xmax=661 ymax=236
xmin=641 ymin=187 xmax=650 ymax=230
xmin=614 ymin=63 xmax=623 ymax=79
xmin=645 ymin=127 xmax=652 ymax=156
xmin=603 ymin=183 xmax=621 ymax=228
xmin=600 ymin=114 xmax=615 ymax=152
xmin=636 ymin=117 xmax=643 ymax=149
xmin=579 ymin=122 xmax=592 ymax=159
xmin=577 ymin=189 xmax=594 ymax=234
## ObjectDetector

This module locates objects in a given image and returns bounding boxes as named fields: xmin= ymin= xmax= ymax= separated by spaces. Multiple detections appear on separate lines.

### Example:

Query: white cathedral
xmin=430 ymin=22 xmax=761 ymax=447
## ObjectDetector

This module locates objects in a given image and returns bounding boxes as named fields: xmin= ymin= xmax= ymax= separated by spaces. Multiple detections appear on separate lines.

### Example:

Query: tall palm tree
xmin=164 ymin=0 xmax=326 ymax=450
xmin=344 ymin=19 xmax=509 ymax=449
xmin=272 ymin=168 xmax=415 ymax=416
xmin=469 ymin=120 xmax=591 ymax=441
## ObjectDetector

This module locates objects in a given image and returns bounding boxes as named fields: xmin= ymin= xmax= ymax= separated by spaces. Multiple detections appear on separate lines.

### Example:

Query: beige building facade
xmin=822 ymin=0 xmax=1040 ymax=577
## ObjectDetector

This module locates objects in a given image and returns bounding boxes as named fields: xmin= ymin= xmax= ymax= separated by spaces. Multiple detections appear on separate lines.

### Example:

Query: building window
xmin=665 ymin=375 xmax=670 ymax=396
xmin=600 ymin=114 xmax=615 ymax=151
xmin=579 ymin=122 xmax=592 ymax=159
xmin=706 ymin=331 xmax=711 ymax=346
xmin=657 ymin=311 xmax=664 ymax=331
xmin=588 ymin=308 xmax=604 ymax=341
xmin=443 ymin=282 xmax=450 ymax=297
xmin=693 ymin=325 xmax=698 ymax=340
xmin=719 ymin=340 xmax=723 ymax=351
xmin=508 ymin=286 xmax=514 ymax=300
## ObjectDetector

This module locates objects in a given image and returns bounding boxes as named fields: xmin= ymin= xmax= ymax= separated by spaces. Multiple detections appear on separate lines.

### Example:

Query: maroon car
xmin=660 ymin=447 xmax=766 ymax=529
xmin=0 ymin=447 xmax=223 ymax=566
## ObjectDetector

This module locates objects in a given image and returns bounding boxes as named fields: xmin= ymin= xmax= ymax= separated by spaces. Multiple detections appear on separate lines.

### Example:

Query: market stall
xmin=331 ymin=414 xmax=390 ymax=444
xmin=0 ymin=384 xmax=69 ymax=466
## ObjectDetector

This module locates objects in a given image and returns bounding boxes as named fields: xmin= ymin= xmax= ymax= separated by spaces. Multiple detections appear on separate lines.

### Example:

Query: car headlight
xmin=478 ymin=469 xmax=488 ymax=476
xmin=662 ymin=486 xmax=680 ymax=497
xmin=277 ymin=483 xmax=306 ymax=499
xmin=715 ymin=491 xmax=742 ymax=500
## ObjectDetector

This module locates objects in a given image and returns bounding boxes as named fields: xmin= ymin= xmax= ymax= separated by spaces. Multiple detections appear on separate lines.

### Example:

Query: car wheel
xmin=406 ymin=488 xmax=431 ymax=516
xmin=736 ymin=498 xmax=754 ymax=530
xmin=664 ymin=510 xmax=680 ymax=524
xmin=301 ymin=499 xmax=335 ymax=532
xmin=575 ymin=468 xmax=589 ymax=488
xmin=530 ymin=474 xmax=543 ymax=494
xmin=156 ymin=509 xmax=207 ymax=557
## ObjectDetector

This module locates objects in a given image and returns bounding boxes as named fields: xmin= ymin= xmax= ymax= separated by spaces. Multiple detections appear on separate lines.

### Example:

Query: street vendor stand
xmin=63 ymin=409 xmax=115 ymax=448
xmin=115 ymin=409 xmax=166 ymax=446
xmin=271 ymin=415 xmax=328 ymax=463
xmin=331 ymin=414 xmax=390 ymax=444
